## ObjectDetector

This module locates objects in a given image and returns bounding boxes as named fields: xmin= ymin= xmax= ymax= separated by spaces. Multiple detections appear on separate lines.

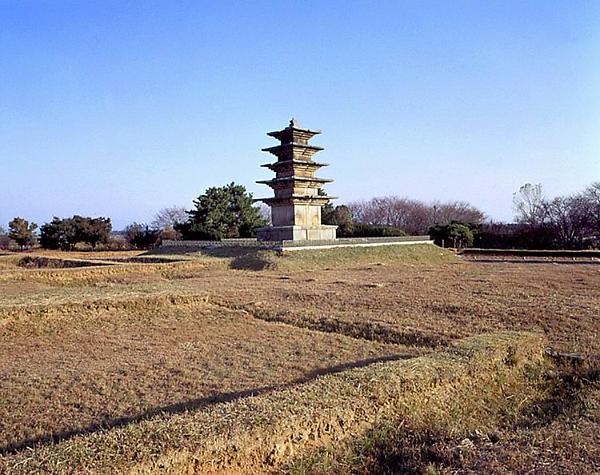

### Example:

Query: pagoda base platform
xmin=256 ymin=225 xmax=337 ymax=242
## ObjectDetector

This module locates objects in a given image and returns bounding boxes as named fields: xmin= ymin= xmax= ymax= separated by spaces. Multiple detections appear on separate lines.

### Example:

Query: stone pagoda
xmin=256 ymin=119 xmax=337 ymax=241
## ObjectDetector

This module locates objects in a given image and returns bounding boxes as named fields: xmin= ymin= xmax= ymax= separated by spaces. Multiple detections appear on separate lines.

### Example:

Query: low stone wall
xmin=162 ymin=238 xmax=266 ymax=248
xmin=161 ymin=235 xmax=433 ymax=251
xmin=279 ymin=236 xmax=433 ymax=251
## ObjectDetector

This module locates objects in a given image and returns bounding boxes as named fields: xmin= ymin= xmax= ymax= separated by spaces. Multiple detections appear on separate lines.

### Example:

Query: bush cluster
xmin=429 ymin=222 xmax=476 ymax=248
xmin=40 ymin=216 xmax=112 ymax=251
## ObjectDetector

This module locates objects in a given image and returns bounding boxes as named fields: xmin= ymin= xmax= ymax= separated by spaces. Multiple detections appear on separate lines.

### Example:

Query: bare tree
xmin=151 ymin=206 xmax=188 ymax=230
xmin=348 ymin=196 xmax=484 ymax=235
xmin=388 ymin=198 xmax=430 ymax=234
xmin=432 ymin=200 xmax=485 ymax=226
xmin=583 ymin=182 xmax=600 ymax=233
xmin=258 ymin=203 xmax=272 ymax=226
xmin=513 ymin=183 xmax=547 ymax=226
xmin=0 ymin=226 xmax=11 ymax=250
xmin=546 ymin=195 xmax=590 ymax=248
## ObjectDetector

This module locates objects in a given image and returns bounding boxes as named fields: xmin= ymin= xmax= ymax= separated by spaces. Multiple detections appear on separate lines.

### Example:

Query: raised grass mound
xmin=0 ymin=331 xmax=546 ymax=474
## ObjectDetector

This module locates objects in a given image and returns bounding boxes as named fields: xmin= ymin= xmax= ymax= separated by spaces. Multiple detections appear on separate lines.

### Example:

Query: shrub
xmin=429 ymin=222 xmax=476 ymax=248
xmin=343 ymin=223 xmax=407 ymax=238
xmin=124 ymin=223 xmax=161 ymax=249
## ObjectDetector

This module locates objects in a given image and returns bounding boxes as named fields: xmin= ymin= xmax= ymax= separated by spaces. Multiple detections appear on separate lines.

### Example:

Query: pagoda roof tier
xmin=256 ymin=195 xmax=338 ymax=205
xmin=256 ymin=176 xmax=333 ymax=187
xmin=267 ymin=127 xmax=321 ymax=140
xmin=261 ymin=142 xmax=324 ymax=154
xmin=267 ymin=119 xmax=322 ymax=143
xmin=260 ymin=159 xmax=329 ymax=170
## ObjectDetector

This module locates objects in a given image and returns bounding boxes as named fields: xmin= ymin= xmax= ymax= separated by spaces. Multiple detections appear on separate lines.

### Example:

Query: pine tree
xmin=8 ymin=217 xmax=38 ymax=249
xmin=184 ymin=183 xmax=267 ymax=240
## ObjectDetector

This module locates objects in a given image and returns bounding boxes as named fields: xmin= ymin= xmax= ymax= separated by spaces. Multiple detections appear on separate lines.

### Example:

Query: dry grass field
xmin=0 ymin=244 xmax=598 ymax=473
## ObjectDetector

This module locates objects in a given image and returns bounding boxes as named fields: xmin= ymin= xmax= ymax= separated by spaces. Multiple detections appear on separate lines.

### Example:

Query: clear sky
xmin=1 ymin=0 xmax=599 ymax=229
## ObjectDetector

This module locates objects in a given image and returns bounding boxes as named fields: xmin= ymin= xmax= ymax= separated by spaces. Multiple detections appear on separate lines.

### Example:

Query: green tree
xmin=72 ymin=216 xmax=112 ymax=248
xmin=447 ymin=222 xmax=474 ymax=248
xmin=319 ymin=188 xmax=335 ymax=225
xmin=40 ymin=217 xmax=70 ymax=250
xmin=8 ymin=217 xmax=38 ymax=249
xmin=183 ymin=183 xmax=267 ymax=240
xmin=332 ymin=205 xmax=353 ymax=236
xmin=429 ymin=221 xmax=475 ymax=248
xmin=40 ymin=216 xmax=112 ymax=250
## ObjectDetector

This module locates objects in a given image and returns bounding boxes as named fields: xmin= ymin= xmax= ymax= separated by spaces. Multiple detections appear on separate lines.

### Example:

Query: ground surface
xmin=0 ymin=245 xmax=598 ymax=472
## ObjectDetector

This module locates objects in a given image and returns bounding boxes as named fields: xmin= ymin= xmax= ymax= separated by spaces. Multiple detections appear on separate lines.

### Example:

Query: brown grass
xmin=0 ymin=257 xmax=220 ymax=288
xmin=203 ymin=260 xmax=599 ymax=355
xmin=0 ymin=244 xmax=597 ymax=473
xmin=0 ymin=332 xmax=546 ymax=474
xmin=295 ymin=358 xmax=600 ymax=474
xmin=0 ymin=301 xmax=411 ymax=453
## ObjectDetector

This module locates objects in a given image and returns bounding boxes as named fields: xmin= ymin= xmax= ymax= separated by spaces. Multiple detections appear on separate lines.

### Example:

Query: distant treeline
xmin=316 ymin=182 xmax=600 ymax=249
xmin=1 ymin=181 xmax=599 ymax=251
xmin=479 ymin=182 xmax=600 ymax=249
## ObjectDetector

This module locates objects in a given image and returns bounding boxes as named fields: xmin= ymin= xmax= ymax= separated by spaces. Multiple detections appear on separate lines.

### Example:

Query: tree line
xmin=1 ymin=181 xmax=599 ymax=251
xmin=502 ymin=182 xmax=600 ymax=249
xmin=345 ymin=198 xmax=484 ymax=235
xmin=326 ymin=182 xmax=599 ymax=249
xmin=321 ymin=198 xmax=485 ymax=247
xmin=0 ymin=183 xmax=267 ymax=251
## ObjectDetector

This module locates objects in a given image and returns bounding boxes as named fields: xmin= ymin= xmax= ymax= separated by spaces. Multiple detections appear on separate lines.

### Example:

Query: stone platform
xmin=161 ymin=235 xmax=433 ymax=252
xmin=255 ymin=225 xmax=337 ymax=242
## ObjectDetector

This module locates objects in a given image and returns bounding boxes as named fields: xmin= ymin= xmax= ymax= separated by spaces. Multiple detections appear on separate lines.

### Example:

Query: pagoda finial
xmin=289 ymin=117 xmax=299 ymax=128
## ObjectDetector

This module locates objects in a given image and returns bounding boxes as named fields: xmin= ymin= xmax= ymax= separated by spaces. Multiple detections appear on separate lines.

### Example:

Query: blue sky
xmin=1 ymin=0 xmax=599 ymax=229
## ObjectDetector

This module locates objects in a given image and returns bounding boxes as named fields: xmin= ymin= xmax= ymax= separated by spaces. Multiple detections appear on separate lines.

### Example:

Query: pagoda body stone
xmin=256 ymin=119 xmax=337 ymax=241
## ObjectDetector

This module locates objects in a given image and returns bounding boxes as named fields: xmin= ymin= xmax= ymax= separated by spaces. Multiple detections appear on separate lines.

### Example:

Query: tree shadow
xmin=1 ymin=353 xmax=414 ymax=455
xmin=145 ymin=246 xmax=278 ymax=271
xmin=229 ymin=249 xmax=278 ymax=271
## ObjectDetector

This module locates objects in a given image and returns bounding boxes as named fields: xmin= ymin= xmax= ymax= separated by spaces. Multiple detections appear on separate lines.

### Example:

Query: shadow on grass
xmin=229 ymin=250 xmax=278 ymax=271
xmin=1 ymin=353 xmax=413 ymax=455
xmin=246 ymin=306 xmax=450 ymax=348
xmin=146 ymin=246 xmax=278 ymax=271
xmin=17 ymin=256 xmax=114 ymax=269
